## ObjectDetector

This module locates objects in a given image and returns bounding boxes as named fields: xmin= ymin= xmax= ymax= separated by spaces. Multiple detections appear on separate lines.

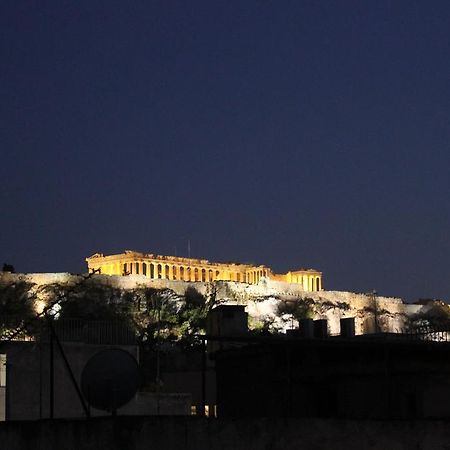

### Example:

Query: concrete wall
xmin=2 ymin=416 xmax=450 ymax=450
xmin=0 ymin=387 xmax=5 ymax=421
xmin=120 ymin=392 xmax=191 ymax=416
xmin=2 ymin=342 xmax=139 ymax=420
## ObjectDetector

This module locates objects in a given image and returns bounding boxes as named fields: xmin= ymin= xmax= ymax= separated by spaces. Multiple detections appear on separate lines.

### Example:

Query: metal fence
xmin=0 ymin=316 xmax=137 ymax=345
xmin=405 ymin=326 xmax=450 ymax=343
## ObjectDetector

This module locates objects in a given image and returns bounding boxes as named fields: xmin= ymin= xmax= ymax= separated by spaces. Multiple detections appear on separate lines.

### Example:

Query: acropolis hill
xmin=0 ymin=250 xmax=430 ymax=335
xmin=82 ymin=250 xmax=428 ymax=333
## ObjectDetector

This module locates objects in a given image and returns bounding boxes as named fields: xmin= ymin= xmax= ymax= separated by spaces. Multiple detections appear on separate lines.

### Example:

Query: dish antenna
xmin=81 ymin=348 xmax=139 ymax=414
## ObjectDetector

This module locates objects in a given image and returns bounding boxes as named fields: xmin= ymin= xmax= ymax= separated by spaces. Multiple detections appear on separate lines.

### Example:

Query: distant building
xmin=86 ymin=250 xmax=323 ymax=291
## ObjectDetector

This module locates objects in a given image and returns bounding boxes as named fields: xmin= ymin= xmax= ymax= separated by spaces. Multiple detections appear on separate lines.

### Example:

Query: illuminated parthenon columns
xmin=86 ymin=251 xmax=323 ymax=292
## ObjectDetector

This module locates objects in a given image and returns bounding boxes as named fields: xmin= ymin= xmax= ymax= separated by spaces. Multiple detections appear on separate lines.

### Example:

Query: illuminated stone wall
xmin=85 ymin=250 xmax=323 ymax=292
xmin=0 ymin=272 xmax=423 ymax=335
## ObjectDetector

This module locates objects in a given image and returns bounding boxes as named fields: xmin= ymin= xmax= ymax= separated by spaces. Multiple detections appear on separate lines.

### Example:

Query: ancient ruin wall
xmin=0 ymin=272 xmax=421 ymax=335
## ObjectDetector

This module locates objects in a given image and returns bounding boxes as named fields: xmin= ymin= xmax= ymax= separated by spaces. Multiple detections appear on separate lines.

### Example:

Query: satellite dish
xmin=81 ymin=348 xmax=139 ymax=413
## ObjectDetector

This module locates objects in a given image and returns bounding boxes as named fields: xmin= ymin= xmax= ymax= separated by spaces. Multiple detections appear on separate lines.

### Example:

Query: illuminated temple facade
xmin=86 ymin=251 xmax=323 ymax=292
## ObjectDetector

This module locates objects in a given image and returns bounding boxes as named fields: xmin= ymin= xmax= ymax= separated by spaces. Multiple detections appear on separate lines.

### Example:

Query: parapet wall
xmin=1 ymin=416 xmax=450 ymax=450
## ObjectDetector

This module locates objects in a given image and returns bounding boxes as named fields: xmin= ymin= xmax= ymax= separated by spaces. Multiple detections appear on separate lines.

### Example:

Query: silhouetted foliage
xmin=0 ymin=277 xmax=220 ymax=347
xmin=184 ymin=286 xmax=206 ymax=309
xmin=248 ymin=316 xmax=276 ymax=336
xmin=42 ymin=279 xmax=134 ymax=322
xmin=406 ymin=301 xmax=450 ymax=332
xmin=177 ymin=287 xmax=215 ymax=342
xmin=277 ymin=298 xmax=315 ymax=321
xmin=0 ymin=281 xmax=35 ymax=317
xmin=2 ymin=263 xmax=15 ymax=273
xmin=0 ymin=280 xmax=38 ymax=336
xmin=132 ymin=287 xmax=179 ymax=344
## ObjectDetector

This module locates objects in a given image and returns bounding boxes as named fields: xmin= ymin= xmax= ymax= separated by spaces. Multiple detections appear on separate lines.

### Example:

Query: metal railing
xmin=405 ymin=325 xmax=450 ymax=342
xmin=0 ymin=316 xmax=137 ymax=345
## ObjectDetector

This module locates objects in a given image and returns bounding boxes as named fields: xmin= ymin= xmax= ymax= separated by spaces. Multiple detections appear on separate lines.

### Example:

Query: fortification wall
xmin=0 ymin=273 xmax=422 ymax=335
xmin=208 ymin=279 xmax=419 ymax=334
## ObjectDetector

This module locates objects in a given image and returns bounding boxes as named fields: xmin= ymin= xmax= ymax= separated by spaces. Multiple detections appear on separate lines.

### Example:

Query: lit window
xmin=0 ymin=354 xmax=6 ymax=387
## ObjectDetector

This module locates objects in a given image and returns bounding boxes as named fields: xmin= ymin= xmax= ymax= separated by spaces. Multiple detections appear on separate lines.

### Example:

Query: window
xmin=0 ymin=354 xmax=6 ymax=387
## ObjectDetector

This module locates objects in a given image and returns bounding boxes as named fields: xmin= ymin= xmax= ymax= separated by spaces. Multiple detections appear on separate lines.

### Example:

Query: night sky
xmin=2 ymin=1 xmax=450 ymax=302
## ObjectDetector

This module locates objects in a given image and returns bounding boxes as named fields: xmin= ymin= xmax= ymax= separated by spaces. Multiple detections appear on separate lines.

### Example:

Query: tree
xmin=2 ymin=263 xmax=15 ymax=273
xmin=0 ymin=280 xmax=38 ymax=338
xmin=277 ymin=297 xmax=315 ymax=321
xmin=133 ymin=285 xmax=214 ymax=346
xmin=41 ymin=279 xmax=134 ymax=322
xmin=131 ymin=287 xmax=179 ymax=344
xmin=405 ymin=301 xmax=450 ymax=332
xmin=177 ymin=286 xmax=214 ymax=341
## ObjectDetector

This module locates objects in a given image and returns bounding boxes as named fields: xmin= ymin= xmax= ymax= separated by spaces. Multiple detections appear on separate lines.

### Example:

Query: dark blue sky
xmin=1 ymin=1 xmax=450 ymax=301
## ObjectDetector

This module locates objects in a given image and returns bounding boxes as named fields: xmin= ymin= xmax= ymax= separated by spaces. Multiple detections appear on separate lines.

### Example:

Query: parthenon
xmin=86 ymin=251 xmax=323 ymax=292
